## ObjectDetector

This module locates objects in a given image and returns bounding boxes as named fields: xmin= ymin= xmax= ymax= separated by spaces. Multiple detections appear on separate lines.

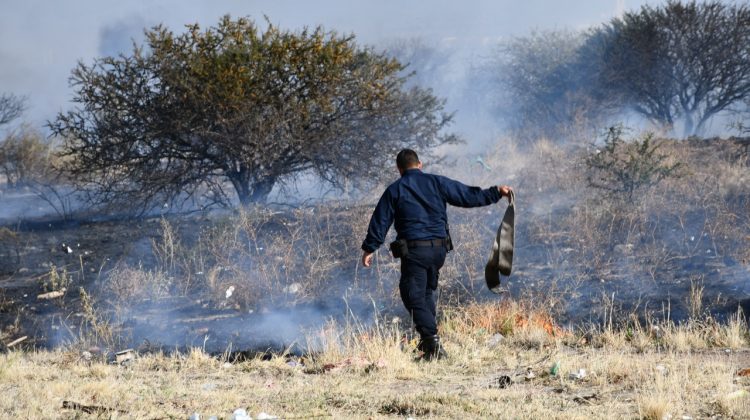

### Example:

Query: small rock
xmin=37 ymin=289 xmax=66 ymax=300
xmin=572 ymin=393 xmax=598 ymax=404
xmin=655 ymin=364 xmax=668 ymax=375
xmin=725 ymin=389 xmax=749 ymax=400
xmin=256 ymin=412 xmax=278 ymax=419
xmin=189 ymin=413 xmax=200 ymax=420
xmin=487 ymin=333 xmax=505 ymax=348
xmin=489 ymin=375 xmax=512 ymax=389
xmin=222 ymin=362 xmax=232 ymax=369
xmin=283 ymin=283 xmax=301 ymax=294
xmin=115 ymin=349 xmax=135 ymax=365
xmin=651 ymin=325 xmax=663 ymax=339
xmin=231 ymin=408 xmax=251 ymax=420
xmin=202 ymin=383 xmax=217 ymax=391
xmin=81 ymin=351 xmax=93 ymax=362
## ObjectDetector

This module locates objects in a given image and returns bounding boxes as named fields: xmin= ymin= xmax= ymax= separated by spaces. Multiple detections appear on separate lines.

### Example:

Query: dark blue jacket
xmin=361 ymin=169 xmax=501 ymax=253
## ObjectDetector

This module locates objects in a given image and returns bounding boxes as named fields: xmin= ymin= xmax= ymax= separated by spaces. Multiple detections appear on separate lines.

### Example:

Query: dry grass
xmin=2 ymin=303 xmax=748 ymax=419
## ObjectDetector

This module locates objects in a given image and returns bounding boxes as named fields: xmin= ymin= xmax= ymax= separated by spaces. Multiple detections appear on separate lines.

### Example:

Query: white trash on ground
xmin=568 ymin=368 xmax=587 ymax=380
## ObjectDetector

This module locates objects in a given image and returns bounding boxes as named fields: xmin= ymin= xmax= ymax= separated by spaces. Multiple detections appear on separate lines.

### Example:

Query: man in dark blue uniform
xmin=361 ymin=149 xmax=512 ymax=360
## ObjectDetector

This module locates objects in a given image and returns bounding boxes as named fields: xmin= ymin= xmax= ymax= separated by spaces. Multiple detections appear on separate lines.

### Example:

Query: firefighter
xmin=361 ymin=149 xmax=512 ymax=360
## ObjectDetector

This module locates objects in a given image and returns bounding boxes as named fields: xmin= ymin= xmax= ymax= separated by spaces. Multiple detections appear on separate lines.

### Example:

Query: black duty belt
xmin=407 ymin=238 xmax=448 ymax=248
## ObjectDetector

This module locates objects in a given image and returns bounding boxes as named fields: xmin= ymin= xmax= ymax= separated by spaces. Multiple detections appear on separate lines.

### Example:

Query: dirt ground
xmin=1 ymin=333 xmax=749 ymax=419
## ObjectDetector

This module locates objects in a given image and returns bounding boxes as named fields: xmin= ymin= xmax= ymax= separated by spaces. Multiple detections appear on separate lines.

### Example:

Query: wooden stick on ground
xmin=7 ymin=336 xmax=27 ymax=348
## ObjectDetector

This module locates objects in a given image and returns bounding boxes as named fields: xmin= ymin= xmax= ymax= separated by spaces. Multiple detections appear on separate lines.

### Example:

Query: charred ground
xmin=0 ymin=136 xmax=748 ymax=355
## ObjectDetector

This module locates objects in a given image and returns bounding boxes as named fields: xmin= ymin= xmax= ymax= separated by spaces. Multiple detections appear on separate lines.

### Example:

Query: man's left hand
xmin=362 ymin=251 xmax=374 ymax=267
xmin=498 ymin=185 xmax=513 ymax=202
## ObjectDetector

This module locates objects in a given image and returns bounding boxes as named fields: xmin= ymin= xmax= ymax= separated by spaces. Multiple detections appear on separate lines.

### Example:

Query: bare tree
xmin=589 ymin=1 xmax=750 ymax=137
xmin=50 ymin=16 xmax=458 ymax=210
xmin=0 ymin=93 xmax=25 ymax=128
xmin=488 ymin=30 xmax=618 ymax=142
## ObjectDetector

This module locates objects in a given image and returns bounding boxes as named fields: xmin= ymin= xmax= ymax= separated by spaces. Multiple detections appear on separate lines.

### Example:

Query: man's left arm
xmin=438 ymin=176 xmax=511 ymax=208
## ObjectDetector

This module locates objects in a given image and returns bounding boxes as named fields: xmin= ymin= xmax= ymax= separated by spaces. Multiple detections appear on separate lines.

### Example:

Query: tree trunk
xmin=247 ymin=178 xmax=275 ymax=204
xmin=229 ymin=174 xmax=276 ymax=205
xmin=682 ymin=111 xmax=694 ymax=138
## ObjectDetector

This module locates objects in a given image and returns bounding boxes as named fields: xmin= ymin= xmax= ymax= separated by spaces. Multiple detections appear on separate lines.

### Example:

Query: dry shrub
xmin=708 ymin=311 xmax=749 ymax=349
xmin=0 ymin=125 xmax=54 ymax=189
xmin=442 ymin=300 xmax=564 ymax=343
xmin=104 ymin=265 xmax=172 ymax=305
xmin=638 ymin=395 xmax=671 ymax=420
xmin=715 ymin=390 xmax=750 ymax=418
xmin=72 ymin=287 xmax=115 ymax=348
xmin=0 ymin=227 xmax=19 ymax=274
xmin=660 ymin=322 xmax=707 ymax=352
xmin=198 ymin=206 xmax=360 ymax=308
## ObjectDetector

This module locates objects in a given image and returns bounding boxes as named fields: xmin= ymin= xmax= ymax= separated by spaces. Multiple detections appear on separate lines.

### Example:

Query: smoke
xmin=115 ymin=299 xmax=379 ymax=354
xmin=98 ymin=16 xmax=150 ymax=58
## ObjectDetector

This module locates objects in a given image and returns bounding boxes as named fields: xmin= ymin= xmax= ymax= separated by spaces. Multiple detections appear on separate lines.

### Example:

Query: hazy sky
xmin=0 ymin=0 xmax=663 ymax=128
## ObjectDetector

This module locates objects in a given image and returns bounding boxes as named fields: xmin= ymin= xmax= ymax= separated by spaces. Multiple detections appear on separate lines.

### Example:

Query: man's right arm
xmin=361 ymin=188 xmax=396 ymax=254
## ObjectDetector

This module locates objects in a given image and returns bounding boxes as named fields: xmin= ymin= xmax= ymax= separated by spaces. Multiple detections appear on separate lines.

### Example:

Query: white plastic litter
xmin=189 ymin=413 xmax=200 ymax=420
xmin=568 ymin=369 xmax=587 ymax=380
xmin=256 ymin=413 xmax=278 ymax=420
xmin=225 ymin=286 xmax=235 ymax=299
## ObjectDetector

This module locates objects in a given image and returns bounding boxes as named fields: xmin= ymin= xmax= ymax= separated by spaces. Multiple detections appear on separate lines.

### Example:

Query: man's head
xmin=397 ymin=149 xmax=422 ymax=174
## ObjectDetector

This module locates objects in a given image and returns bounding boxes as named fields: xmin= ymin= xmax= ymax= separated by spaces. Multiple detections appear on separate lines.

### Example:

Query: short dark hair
xmin=396 ymin=149 xmax=420 ymax=170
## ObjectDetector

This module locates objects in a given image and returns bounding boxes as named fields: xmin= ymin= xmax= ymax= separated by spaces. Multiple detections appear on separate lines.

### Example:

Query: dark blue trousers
xmin=399 ymin=245 xmax=447 ymax=338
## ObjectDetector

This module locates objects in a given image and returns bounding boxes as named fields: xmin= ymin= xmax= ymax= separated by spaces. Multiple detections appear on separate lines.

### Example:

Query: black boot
xmin=419 ymin=335 xmax=448 ymax=361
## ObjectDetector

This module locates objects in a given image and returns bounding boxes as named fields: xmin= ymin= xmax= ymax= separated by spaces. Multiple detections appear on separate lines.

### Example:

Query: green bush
xmin=585 ymin=126 xmax=682 ymax=201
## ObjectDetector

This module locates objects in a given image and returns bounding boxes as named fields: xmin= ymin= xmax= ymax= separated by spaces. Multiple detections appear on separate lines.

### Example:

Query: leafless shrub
xmin=104 ymin=265 xmax=172 ymax=306
xmin=0 ymin=93 xmax=25 ymax=128
xmin=73 ymin=287 xmax=115 ymax=348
